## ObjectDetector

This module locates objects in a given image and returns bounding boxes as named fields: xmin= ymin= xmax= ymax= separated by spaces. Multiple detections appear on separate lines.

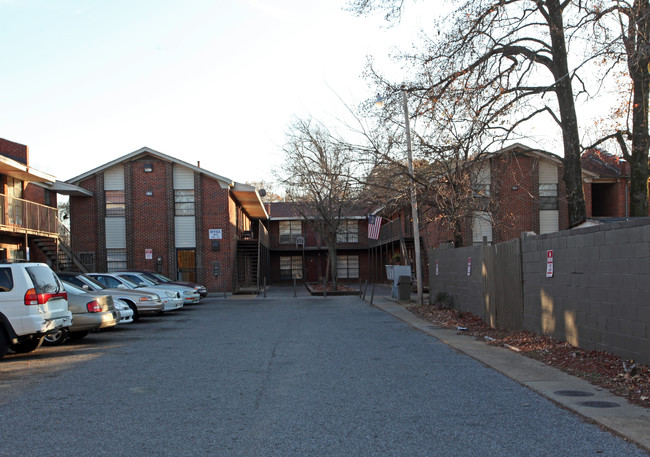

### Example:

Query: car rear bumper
xmin=71 ymin=311 xmax=119 ymax=332
xmin=21 ymin=313 xmax=73 ymax=336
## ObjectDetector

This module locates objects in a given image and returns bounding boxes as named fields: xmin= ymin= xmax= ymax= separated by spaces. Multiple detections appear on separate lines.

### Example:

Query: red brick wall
xmin=128 ymin=157 xmax=172 ymax=273
xmin=70 ymin=176 xmax=99 ymax=257
xmin=493 ymin=155 xmax=538 ymax=241
xmin=23 ymin=183 xmax=57 ymax=207
xmin=198 ymin=179 xmax=233 ymax=292
xmin=0 ymin=138 xmax=28 ymax=165
xmin=584 ymin=182 xmax=593 ymax=218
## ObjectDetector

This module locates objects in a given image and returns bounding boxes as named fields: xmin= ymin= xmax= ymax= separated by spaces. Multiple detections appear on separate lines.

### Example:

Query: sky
xmin=0 ymin=0 xmax=440 ymax=187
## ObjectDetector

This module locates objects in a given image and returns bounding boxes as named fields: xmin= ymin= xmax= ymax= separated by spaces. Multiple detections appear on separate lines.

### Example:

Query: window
xmin=279 ymin=221 xmax=302 ymax=244
xmin=7 ymin=177 xmax=23 ymax=225
xmin=337 ymin=255 xmax=359 ymax=279
xmin=105 ymin=191 xmax=125 ymax=217
xmin=472 ymin=211 xmax=493 ymax=244
xmin=337 ymin=220 xmax=359 ymax=243
xmin=106 ymin=248 xmax=127 ymax=271
xmin=175 ymin=190 xmax=195 ymax=216
xmin=0 ymin=268 xmax=13 ymax=292
xmin=539 ymin=184 xmax=558 ymax=210
xmin=280 ymin=256 xmax=302 ymax=280
xmin=472 ymin=165 xmax=491 ymax=197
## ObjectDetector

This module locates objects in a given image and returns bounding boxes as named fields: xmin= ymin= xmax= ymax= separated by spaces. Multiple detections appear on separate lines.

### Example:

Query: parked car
xmin=114 ymin=298 xmax=134 ymax=325
xmin=87 ymin=273 xmax=184 ymax=312
xmin=44 ymin=281 xmax=119 ymax=345
xmin=128 ymin=270 xmax=207 ymax=298
xmin=0 ymin=262 xmax=72 ymax=358
xmin=57 ymin=272 xmax=164 ymax=320
xmin=116 ymin=272 xmax=200 ymax=305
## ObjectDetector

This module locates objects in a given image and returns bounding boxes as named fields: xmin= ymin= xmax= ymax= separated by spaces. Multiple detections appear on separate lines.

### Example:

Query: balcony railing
xmin=0 ymin=194 xmax=58 ymax=237
xmin=369 ymin=217 xmax=412 ymax=247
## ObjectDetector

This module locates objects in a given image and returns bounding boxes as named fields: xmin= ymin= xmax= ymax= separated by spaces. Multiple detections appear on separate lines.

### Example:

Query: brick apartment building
xmin=421 ymin=143 xmax=602 ymax=249
xmin=0 ymin=138 xmax=77 ymax=264
xmin=66 ymin=147 xmax=268 ymax=293
xmin=267 ymin=202 xmax=371 ymax=284
xmin=580 ymin=148 xmax=646 ymax=219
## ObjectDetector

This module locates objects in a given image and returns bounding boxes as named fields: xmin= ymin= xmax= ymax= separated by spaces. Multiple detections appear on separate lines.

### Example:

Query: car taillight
xmin=86 ymin=300 xmax=102 ymax=313
xmin=24 ymin=288 xmax=68 ymax=306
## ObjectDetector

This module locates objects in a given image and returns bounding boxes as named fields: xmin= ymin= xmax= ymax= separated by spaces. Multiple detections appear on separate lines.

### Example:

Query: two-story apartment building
xmin=0 ymin=138 xmax=67 ymax=263
xmin=267 ymin=202 xmax=371 ymax=284
xmin=419 ymin=143 xmax=602 ymax=249
xmin=66 ymin=147 xmax=268 ymax=293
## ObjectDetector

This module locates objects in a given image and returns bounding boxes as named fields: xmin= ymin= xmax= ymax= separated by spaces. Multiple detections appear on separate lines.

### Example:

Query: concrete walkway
xmin=371 ymin=294 xmax=650 ymax=451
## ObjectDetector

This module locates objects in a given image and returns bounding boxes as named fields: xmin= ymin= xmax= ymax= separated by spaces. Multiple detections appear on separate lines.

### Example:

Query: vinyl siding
xmin=175 ymin=216 xmax=196 ymax=248
xmin=104 ymin=165 xmax=125 ymax=190
xmin=105 ymin=218 xmax=126 ymax=248
xmin=173 ymin=165 xmax=194 ymax=190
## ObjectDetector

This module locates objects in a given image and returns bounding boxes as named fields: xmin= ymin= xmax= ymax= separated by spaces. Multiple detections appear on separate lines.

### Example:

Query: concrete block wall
xmin=429 ymin=219 xmax=650 ymax=365
xmin=522 ymin=219 xmax=650 ymax=364
xmin=429 ymin=243 xmax=485 ymax=319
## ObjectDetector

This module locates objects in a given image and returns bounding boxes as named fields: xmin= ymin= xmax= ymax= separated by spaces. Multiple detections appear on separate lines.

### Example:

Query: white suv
xmin=0 ymin=262 xmax=72 ymax=358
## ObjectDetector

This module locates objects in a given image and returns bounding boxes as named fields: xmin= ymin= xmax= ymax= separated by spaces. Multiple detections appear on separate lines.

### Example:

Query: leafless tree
xmin=277 ymin=117 xmax=359 ymax=290
xmin=351 ymin=0 xmax=593 ymax=227
xmin=582 ymin=0 xmax=650 ymax=217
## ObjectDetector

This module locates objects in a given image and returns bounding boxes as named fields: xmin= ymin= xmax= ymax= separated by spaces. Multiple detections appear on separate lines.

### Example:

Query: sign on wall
xmin=546 ymin=250 xmax=554 ymax=278
xmin=145 ymin=249 xmax=153 ymax=260
xmin=467 ymin=257 xmax=472 ymax=276
xmin=209 ymin=229 xmax=223 ymax=240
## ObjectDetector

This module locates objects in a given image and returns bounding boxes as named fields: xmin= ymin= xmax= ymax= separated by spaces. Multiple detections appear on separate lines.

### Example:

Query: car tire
xmin=43 ymin=330 xmax=68 ymax=346
xmin=0 ymin=327 xmax=9 ymax=359
xmin=10 ymin=336 xmax=43 ymax=354
xmin=68 ymin=331 xmax=89 ymax=341
xmin=124 ymin=301 xmax=140 ymax=321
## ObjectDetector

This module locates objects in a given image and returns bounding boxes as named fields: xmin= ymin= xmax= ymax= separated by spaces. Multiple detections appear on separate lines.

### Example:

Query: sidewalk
xmin=372 ymin=295 xmax=650 ymax=452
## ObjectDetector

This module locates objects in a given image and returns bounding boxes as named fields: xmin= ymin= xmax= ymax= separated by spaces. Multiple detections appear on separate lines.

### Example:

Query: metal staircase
xmin=34 ymin=222 xmax=88 ymax=273
xmin=234 ymin=240 xmax=259 ymax=294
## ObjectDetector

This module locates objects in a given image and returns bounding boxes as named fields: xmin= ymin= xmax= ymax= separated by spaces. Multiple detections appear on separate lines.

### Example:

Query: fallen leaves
xmin=409 ymin=305 xmax=650 ymax=409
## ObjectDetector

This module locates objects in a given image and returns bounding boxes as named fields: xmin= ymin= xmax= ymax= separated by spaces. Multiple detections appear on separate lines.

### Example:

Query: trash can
xmin=397 ymin=275 xmax=412 ymax=301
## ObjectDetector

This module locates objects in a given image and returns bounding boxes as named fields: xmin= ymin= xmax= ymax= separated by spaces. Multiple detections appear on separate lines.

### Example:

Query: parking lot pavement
xmin=0 ymin=292 xmax=647 ymax=456
xmin=371 ymin=294 xmax=650 ymax=452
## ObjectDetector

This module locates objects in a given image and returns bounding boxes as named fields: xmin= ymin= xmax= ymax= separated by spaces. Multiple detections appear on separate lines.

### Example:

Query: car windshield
xmin=119 ymin=274 xmax=155 ymax=287
xmin=80 ymin=275 xmax=107 ymax=290
xmin=151 ymin=272 xmax=172 ymax=283
xmin=116 ymin=275 xmax=140 ymax=288
xmin=139 ymin=272 xmax=162 ymax=284
xmin=62 ymin=281 xmax=89 ymax=295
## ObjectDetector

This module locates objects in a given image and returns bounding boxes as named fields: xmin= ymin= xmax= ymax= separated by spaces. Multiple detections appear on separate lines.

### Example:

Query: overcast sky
xmin=0 ymin=0 xmax=443 ymax=186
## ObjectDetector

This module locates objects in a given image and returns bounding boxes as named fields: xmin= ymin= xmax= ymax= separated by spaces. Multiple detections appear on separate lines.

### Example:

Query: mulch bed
xmin=408 ymin=304 xmax=650 ymax=409
xmin=306 ymin=283 xmax=359 ymax=296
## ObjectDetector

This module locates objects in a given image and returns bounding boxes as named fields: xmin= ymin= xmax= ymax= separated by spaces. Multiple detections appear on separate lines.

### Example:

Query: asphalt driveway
xmin=0 ymin=288 xmax=646 ymax=456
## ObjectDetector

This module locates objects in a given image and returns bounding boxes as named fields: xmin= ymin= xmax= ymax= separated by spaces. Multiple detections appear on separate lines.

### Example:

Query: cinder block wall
xmin=522 ymin=219 xmax=650 ymax=363
xmin=429 ymin=219 xmax=650 ymax=364
xmin=429 ymin=243 xmax=485 ymax=319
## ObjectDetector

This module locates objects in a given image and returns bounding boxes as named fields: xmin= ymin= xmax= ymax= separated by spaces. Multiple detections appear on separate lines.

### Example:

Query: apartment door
xmin=176 ymin=248 xmax=196 ymax=282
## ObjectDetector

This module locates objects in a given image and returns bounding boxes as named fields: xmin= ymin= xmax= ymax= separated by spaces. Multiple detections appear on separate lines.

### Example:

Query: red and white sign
xmin=145 ymin=249 xmax=153 ymax=260
xmin=546 ymin=250 xmax=554 ymax=278
xmin=467 ymin=257 xmax=472 ymax=276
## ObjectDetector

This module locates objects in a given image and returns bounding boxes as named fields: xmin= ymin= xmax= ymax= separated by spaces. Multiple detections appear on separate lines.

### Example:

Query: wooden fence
xmin=481 ymin=238 xmax=523 ymax=330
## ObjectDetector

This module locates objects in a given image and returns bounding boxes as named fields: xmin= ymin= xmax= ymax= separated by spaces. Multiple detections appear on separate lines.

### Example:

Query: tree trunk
xmin=328 ymin=242 xmax=338 ymax=290
xmin=547 ymin=0 xmax=587 ymax=227
xmin=629 ymin=0 xmax=650 ymax=217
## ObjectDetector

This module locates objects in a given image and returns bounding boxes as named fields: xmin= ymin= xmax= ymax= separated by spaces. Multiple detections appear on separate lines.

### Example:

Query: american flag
xmin=368 ymin=214 xmax=382 ymax=240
